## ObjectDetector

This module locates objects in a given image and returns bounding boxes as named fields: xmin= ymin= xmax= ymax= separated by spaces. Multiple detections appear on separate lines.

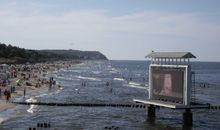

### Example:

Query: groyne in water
xmin=12 ymin=101 xmax=146 ymax=108
xmin=12 ymin=101 xmax=220 ymax=110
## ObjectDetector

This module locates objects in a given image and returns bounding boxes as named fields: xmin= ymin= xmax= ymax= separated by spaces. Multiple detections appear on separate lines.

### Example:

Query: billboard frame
xmin=149 ymin=64 xmax=191 ymax=105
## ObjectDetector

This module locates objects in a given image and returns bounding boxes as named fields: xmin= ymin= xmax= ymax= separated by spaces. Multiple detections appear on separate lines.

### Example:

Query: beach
xmin=0 ymin=60 xmax=81 ymax=113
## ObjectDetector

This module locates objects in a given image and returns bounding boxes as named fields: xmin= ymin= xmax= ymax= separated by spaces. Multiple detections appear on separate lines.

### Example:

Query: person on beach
xmin=10 ymin=86 xmax=13 ymax=93
xmin=106 ymin=81 xmax=110 ymax=86
xmin=81 ymin=82 xmax=86 ymax=87
xmin=4 ymin=90 xmax=10 ymax=102
xmin=4 ymin=90 xmax=7 ymax=98
xmin=24 ymin=88 xmax=26 ymax=97
xmin=52 ymin=80 xmax=56 ymax=85
xmin=110 ymin=88 xmax=113 ymax=93
xmin=13 ymin=86 xmax=15 ymax=92
xmin=49 ymin=77 xmax=53 ymax=87
xmin=8 ymin=92 xmax=11 ymax=102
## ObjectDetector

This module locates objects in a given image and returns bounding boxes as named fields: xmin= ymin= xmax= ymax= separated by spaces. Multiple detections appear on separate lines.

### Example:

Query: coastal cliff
xmin=39 ymin=49 xmax=108 ymax=60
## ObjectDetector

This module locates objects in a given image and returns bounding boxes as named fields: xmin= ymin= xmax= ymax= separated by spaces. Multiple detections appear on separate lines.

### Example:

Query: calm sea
xmin=0 ymin=60 xmax=219 ymax=130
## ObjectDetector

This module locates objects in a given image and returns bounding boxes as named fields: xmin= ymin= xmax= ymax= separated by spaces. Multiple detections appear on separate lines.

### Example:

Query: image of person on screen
xmin=159 ymin=74 xmax=172 ymax=96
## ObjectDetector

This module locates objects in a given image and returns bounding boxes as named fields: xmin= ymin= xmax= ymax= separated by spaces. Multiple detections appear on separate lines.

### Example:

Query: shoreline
xmin=0 ymin=60 xmax=82 ymax=113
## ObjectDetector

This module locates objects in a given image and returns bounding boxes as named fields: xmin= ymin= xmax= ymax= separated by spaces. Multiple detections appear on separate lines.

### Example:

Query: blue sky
xmin=0 ymin=0 xmax=220 ymax=61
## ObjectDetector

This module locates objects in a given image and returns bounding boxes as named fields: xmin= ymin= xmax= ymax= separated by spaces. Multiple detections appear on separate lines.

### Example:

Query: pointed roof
xmin=146 ymin=52 xmax=196 ymax=59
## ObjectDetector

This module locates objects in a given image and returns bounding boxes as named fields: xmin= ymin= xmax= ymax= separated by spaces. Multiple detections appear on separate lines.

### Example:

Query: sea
xmin=0 ymin=60 xmax=219 ymax=130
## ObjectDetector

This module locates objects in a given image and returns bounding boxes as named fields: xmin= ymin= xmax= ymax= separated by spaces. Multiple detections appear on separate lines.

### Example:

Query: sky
xmin=0 ymin=0 xmax=220 ymax=61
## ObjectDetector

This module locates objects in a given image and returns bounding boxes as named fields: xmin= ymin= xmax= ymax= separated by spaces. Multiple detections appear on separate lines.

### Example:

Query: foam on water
xmin=27 ymin=104 xmax=37 ymax=114
xmin=26 ymin=97 xmax=38 ymax=113
xmin=129 ymin=82 xmax=142 ymax=86
xmin=92 ymin=71 xmax=101 ymax=74
xmin=55 ymin=76 xmax=77 ymax=81
xmin=0 ymin=117 xmax=5 ymax=124
xmin=125 ymin=82 xmax=149 ymax=90
xmin=113 ymin=78 xmax=125 ymax=81
xmin=24 ymin=87 xmax=63 ymax=114
xmin=77 ymin=76 xmax=101 ymax=81
xmin=34 ymin=93 xmax=53 ymax=98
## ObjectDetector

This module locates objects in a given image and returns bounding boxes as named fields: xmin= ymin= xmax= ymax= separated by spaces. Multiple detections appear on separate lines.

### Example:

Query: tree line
xmin=0 ymin=43 xmax=63 ymax=63
xmin=0 ymin=43 xmax=108 ymax=64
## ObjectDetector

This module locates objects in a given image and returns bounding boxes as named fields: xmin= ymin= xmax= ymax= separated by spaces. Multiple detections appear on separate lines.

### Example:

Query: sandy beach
xmin=0 ymin=60 xmax=81 ymax=113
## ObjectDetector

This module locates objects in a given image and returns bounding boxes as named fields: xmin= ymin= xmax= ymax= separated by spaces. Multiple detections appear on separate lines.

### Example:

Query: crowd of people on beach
xmin=0 ymin=60 xmax=79 ymax=105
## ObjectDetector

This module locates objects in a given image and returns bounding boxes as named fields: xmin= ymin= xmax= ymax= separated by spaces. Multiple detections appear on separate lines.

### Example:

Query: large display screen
xmin=151 ymin=66 xmax=185 ymax=103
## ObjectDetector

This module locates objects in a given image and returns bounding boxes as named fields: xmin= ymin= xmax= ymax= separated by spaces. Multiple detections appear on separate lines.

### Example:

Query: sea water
xmin=0 ymin=60 xmax=219 ymax=130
